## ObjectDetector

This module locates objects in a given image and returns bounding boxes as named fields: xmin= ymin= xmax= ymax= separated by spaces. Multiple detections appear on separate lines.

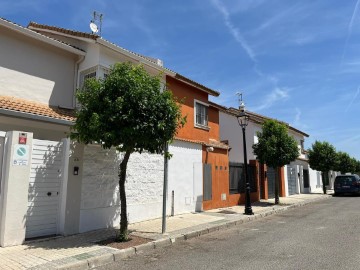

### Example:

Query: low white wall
xmin=80 ymin=145 xmax=164 ymax=233
xmin=309 ymin=167 xmax=322 ymax=193
xmin=168 ymin=140 xmax=203 ymax=215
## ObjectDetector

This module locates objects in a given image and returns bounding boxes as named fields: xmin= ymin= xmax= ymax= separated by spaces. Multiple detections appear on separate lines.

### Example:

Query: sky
xmin=2 ymin=0 xmax=360 ymax=160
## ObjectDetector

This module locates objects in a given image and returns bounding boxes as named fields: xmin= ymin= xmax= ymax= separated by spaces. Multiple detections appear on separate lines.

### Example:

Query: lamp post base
xmin=244 ymin=207 xmax=254 ymax=215
xmin=244 ymin=184 xmax=254 ymax=215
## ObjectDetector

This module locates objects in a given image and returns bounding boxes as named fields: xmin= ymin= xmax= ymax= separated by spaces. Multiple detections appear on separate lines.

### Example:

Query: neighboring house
xmin=0 ymin=18 xmax=229 ymax=246
xmin=0 ymin=18 xmax=83 ymax=247
xmin=216 ymin=103 xmax=312 ymax=203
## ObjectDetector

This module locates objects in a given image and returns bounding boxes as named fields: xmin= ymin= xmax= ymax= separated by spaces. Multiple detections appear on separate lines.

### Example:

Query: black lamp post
xmin=236 ymin=93 xmax=254 ymax=215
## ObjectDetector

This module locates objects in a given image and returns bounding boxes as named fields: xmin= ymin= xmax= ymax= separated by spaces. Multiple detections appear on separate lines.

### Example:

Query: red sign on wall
xmin=19 ymin=133 xmax=27 ymax=144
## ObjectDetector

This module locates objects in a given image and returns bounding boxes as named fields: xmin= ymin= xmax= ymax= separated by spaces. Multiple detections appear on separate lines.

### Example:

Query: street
xmin=97 ymin=196 xmax=360 ymax=270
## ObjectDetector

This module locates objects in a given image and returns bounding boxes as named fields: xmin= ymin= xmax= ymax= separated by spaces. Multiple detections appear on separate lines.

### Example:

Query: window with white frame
xmin=195 ymin=101 xmax=208 ymax=127
xmin=79 ymin=65 xmax=110 ymax=89
xmin=79 ymin=67 xmax=97 ymax=89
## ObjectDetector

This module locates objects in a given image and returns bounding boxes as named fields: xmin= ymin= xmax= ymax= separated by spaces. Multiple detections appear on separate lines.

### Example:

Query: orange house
xmin=166 ymin=75 xmax=231 ymax=211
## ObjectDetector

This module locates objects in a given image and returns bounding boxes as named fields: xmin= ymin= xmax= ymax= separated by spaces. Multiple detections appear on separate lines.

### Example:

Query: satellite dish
xmin=90 ymin=22 xmax=99 ymax=33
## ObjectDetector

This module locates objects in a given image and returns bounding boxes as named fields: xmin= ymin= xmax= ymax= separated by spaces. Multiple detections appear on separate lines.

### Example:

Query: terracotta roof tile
xmin=0 ymin=96 xmax=75 ymax=122
xmin=28 ymin=22 xmax=99 ymax=40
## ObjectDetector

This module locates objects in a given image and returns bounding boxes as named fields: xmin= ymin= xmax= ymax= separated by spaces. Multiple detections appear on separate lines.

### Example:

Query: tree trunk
xmin=118 ymin=150 xmax=131 ymax=242
xmin=321 ymin=171 xmax=327 ymax=195
xmin=275 ymin=167 xmax=280 ymax=205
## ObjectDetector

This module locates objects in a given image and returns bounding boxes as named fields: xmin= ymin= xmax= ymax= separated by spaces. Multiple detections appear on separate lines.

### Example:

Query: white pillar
xmin=0 ymin=131 xmax=33 ymax=247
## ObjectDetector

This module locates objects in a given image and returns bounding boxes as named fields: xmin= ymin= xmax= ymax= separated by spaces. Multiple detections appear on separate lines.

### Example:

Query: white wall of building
xmin=0 ymin=27 xmax=77 ymax=108
xmin=168 ymin=140 xmax=203 ymax=215
xmin=219 ymin=111 xmax=261 ymax=163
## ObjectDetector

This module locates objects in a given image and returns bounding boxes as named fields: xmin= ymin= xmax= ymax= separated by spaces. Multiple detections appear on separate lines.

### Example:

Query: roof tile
xmin=0 ymin=96 xmax=75 ymax=122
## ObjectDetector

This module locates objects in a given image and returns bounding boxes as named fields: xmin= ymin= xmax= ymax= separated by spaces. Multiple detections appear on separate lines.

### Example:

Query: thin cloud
xmin=292 ymin=107 xmax=308 ymax=130
xmin=345 ymin=85 xmax=360 ymax=112
xmin=255 ymin=4 xmax=304 ymax=32
xmin=340 ymin=0 xmax=360 ymax=66
xmin=211 ymin=0 xmax=256 ymax=63
xmin=251 ymin=87 xmax=289 ymax=111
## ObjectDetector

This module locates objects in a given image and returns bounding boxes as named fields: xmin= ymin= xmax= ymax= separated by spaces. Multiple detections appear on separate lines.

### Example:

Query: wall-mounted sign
xmin=19 ymin=133 xmax=27 ymax=144
xmin=13 ymin=144 xmax=29 ymax=166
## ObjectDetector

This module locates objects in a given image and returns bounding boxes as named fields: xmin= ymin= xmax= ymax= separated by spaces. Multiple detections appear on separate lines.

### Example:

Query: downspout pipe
xmin=73 ymin=55 xmax=85 ymax=108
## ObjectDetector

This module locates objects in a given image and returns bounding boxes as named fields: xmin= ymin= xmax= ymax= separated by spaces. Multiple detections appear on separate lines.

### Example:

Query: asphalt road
xmin=97 ymin=196 xmax=360 ymax=270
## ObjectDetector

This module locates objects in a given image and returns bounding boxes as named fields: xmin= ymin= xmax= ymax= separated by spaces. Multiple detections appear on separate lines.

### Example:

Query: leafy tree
xmin=355 ymin=160 xmax=360 ymax=174
xmin=71 ymin=62 xmax=186 ymax=241
xmin=350 ymin=158 xmax=358 ymax=174
xmin=307 ymin=141 xmax=337 ymax=194
xmin=335 ymin=152 xmax=354 ymax=174
xmin=253 ymin=120 xmax=299 ymax=204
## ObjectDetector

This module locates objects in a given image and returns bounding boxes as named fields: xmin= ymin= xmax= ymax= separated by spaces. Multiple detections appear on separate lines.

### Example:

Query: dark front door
xmin=267 ymin=167 xmax=276 ymax=199
xmin=303 ymin=169 xmax=310 ymax=189
xmin=287 ymin=166 xmax=297 ymax=195
xmin=203 ymin=164 xmax=212 ymax=201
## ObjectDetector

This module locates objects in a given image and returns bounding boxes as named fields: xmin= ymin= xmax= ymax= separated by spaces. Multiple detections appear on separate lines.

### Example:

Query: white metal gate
xmin=26 ymin=139 xmax=64 ymax=239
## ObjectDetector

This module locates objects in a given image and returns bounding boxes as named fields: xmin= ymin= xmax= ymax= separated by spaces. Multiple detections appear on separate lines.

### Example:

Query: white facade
xmin=219 ymin=111 xmax=261 ymax=163
xmin=0 ymin=23 xmax=81 ymax=108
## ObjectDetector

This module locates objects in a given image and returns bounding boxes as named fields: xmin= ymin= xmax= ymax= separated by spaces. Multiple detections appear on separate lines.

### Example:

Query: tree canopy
xmin=307 ymin=141 xmax=337 ymax=194
xmin=335 ymin=151 xmax=356 ymax=174
xmin=308 ymin=141 xmax=337 ymax=173
xmin=253 ymin=119 xmax=299 ymax=168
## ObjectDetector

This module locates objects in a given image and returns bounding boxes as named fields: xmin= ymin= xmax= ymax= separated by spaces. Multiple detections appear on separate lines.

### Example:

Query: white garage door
xmin=26 ymin=139 xmax=64 ymax=239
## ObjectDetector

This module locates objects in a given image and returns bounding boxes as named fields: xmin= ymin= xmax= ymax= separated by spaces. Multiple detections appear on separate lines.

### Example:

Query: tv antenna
xmin=90 ymin=11 xmax=103 ymax=35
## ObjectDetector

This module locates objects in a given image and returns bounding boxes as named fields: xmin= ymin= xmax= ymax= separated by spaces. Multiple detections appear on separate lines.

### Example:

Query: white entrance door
xmin=26 ymin=139 xmax=64 ymax=239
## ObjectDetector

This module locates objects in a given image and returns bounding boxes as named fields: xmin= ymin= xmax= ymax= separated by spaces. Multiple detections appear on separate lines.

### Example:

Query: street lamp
xmin=236 ymin=93 xmax=254 ymax=215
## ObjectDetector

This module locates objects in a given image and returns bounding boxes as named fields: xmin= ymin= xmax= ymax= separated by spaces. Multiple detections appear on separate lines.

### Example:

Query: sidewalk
xmin=0 ymin=192 xmax=332 ymax=270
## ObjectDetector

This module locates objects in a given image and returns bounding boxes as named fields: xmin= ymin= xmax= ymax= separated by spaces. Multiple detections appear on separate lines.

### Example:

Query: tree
xmin=71 ymin=62 xmax=186 ymax=241
xmin=307 ymin=141 xmax=337 ymax=194
xmin=355 ymin=160 xmax=360 ymax=174
xmin=350 ymin=158 xmax=358 ymax=174
xmin=335 ymin=152 xmax=354 ymax=174
xmin=253 ymin=120 xmax=299 ymax=204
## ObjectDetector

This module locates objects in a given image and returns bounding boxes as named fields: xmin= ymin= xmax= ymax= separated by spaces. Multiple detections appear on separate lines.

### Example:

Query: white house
xmin=215 ymin=103 xmax=318 ymax=200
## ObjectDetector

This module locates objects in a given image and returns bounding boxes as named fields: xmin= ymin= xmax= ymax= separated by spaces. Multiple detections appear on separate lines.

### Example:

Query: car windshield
xmin=335 ymin=176 xmax=355 ymax=184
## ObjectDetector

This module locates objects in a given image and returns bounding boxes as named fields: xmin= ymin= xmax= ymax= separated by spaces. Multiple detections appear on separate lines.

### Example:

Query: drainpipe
xmin=73 ymin=55 xmax=85 ymax=108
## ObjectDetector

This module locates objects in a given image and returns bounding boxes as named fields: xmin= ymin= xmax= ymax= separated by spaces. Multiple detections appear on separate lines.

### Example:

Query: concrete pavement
xmin=0 ymin=192 xmax=332 ymax=270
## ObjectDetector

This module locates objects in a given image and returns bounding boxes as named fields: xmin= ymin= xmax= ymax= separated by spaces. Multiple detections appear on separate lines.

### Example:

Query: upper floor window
xmin=300 ymin=139 xmax=305 ymax=153
xmin=79 ymin=67 xmax=97 ymax=89
xmin=79 ymin=65 xmax=110 ymax=90
xmin=195 ymin=100 xmax=208 ymax=128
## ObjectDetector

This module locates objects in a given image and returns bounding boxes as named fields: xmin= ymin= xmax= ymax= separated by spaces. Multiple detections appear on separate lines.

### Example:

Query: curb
xmin=53 ymin=195 xmax=332 ymax=269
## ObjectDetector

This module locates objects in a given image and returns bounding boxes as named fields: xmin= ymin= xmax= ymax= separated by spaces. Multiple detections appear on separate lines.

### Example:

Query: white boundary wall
xmin=79 ymin=140 xmax=203 ymax=233
xmin=80 ymin=145 xmax=163 ymax=233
